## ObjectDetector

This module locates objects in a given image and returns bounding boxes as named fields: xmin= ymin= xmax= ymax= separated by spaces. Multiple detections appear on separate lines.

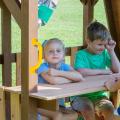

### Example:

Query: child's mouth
xmin=52 ymin=57 xmax=59 ymax=59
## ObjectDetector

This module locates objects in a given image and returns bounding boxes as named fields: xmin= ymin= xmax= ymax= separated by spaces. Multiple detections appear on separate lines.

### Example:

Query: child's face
xmin=44 ymin=42 xmax=64 ymax=64
xmin=87 ymin=39 xmax=108 ymax=54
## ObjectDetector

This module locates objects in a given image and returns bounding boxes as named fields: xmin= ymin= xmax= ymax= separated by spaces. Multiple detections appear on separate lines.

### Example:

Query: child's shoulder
xmin=37 ymin=62 xmax=49 ymax=74
xmin=38 ymin=62 xmax=49 ymax=70
xmin=61 ymin=63 xmax=71 ymax=67
xmin=77 ymin=49 xmax=86 ymax=53
xmin=60 ymin=63 xmax=71 ymax=71
xmin=40 ymin=62 xmax=48 ymax=67
xmin=76 ymin=49 xmax=87 ymax=55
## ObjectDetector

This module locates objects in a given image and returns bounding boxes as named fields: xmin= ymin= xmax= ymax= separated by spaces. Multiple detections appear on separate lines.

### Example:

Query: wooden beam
xmin=1 ymin=0 xmax=12 ymax=88
xmin=38 ymin=99 xmax=59 ymax=111
xmin=0 ymin=2 xmax=2 ymax=7
xmin=0 ymin=87 xmax=6 ymax=120
xmin=104 ymin=0 xmax=120 ymax=60
xmin=21 ymin=0 xmax=38 ymax=119
xmin=1 ymin=2 xmax=12 ymax=120
xmin=80 ymin=0 xmax=98 ymax=45
xmin=0 ymin=53 xmax=16 ymax=64
xmin=11 ymin=93 xmax=21 ymax=120
xmin=70 ymin=47 xmax=78 ymax=66
xmin=16 ymin=53 xmax=21 ymax=85
xmin=2 ymin=0 xmax=21 ymax=27
xmin=65 ymin=46 xmax=85 ymax=56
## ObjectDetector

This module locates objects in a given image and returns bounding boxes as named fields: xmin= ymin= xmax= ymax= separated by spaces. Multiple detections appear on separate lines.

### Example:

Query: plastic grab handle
xmin=30 ymin=38 xmax=42 ymax=74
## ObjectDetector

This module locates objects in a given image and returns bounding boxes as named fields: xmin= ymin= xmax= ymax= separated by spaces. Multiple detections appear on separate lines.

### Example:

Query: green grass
xmin=38 ymin=0 xmax=83 ymax=47
xmin=0 ymin=0 xmax=107 ymax=85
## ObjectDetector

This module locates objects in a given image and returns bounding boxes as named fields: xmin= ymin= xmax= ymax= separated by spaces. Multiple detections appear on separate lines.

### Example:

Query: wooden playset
xmin=0 ymin=0 xmax=120 ymax=120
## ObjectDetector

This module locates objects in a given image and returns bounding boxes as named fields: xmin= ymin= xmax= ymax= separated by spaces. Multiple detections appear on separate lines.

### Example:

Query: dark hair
xmin=87 ymin=21 xmax=112 ymax=42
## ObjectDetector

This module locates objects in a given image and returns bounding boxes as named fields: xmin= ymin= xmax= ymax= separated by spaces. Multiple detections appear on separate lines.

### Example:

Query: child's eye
xmin=49 ymin=50 xmax=54 ymax=54
xmin=56 ymin=50 xmax=61 ymax=53
xmin=57 ymin=49 xmax=63 ymax=53
xmin=98 ymin=44 xmax=103 ymax=46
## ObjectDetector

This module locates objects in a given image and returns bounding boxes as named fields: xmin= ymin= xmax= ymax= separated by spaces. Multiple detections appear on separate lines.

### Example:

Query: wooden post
xmin=2 ymin=0 xmax=21 ymax=27
xmin=104 ymin=0 xmax=120 ymax=107
xmin=70 ymin=47 xmax=78 ymax=67
xmin=1 ymin=0 xmax=12 ymax=87
xmin=104 ymin=0 xmax=120 ymax=60
xmin=16 ymin=53 xmax=21 ymax=85
xmin=0 ymin=87 xmax=5 ymax=120
xmin=80 ymin=0 xmax=98 ymax=45
xmin=21 ymin=0 xmax=38 ymax=120
xmin=11 ymin=93 xmax=21 ymax=120
xmin=1 ymin=1 xmax=12 ymax=120
xmin=117 ymin=90 xmax=120 ymax=107
xmin=38 ymin=99 xmax=59 ymax=111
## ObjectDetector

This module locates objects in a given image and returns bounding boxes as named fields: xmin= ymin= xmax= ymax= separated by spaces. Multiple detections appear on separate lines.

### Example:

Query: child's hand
xmin=48 ymin=68 xmax=59 ymax=76
xmin=105 ymin=40 xmax=116 ymax=52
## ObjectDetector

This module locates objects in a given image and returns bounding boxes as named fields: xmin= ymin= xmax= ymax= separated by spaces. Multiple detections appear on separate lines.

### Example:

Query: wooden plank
xmin=4 ymin=74 xmax=120 ymax=112
xmin=80 ymin=0 xmax=98 ymax=45
xmin=3 ymin=0 xmax=21 ymax=27
xmin=70 ymin=47 xmax=78 ymax=66
xmin=5 ymin=87 xmax=59 ymax=111
xmin=1 ymin=2 xmax=12 ymax=120
xmin=11 ymin=93 xmax=21 ymax=120
xmin=5 ymin=86 xmax=21 ymax=93
xmin=5 ymin=92 xmax=11 ymax=120
xmin=117 ymin=90 xmax=120 ymax=107
xmin=104 ymin=0 xmax=120 ymax=106
xmin=0 ymin=53 xmax=16 ymax=64
xmin=37 ymin=99 xmax=59 ymax=111
xmin=0 ymin=87 xmax=5 ymax=120
xmin=16 ymin=53 xmax=21 ymax=85
xmin=0 ymin=1 xmax=2 ymax=7
xmin=110 ymin=89 xmax=120 ymax=108
xmin=11 ymin=53 xmax=17 ymax=63
xmin=110 ymin=92 xmax=118 ymax=108
xmin=104 ymin=0 xmax=120 ymax=60
xmin=1 ymin=0 xmax=12 ymax=86
xmin=5 ymin=74 xmax=120 ymax=100
xmin=65 ymin=46 xmax=84 ymax=56
xmin=21 ymin=0 xmax=38 ymax=119
xmin=29 ymin=98 xmax=38 ymax=120
xmin=0 ymin=55 xmax=3 ymax=64
xmin=81 ymin=0 xmax=94 ymax=45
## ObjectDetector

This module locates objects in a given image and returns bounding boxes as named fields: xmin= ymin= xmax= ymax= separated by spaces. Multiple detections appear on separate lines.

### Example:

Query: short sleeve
xmin=74 ymin=52 xmax=89 ymax=69
xmin=37 ymin=63 xmax=48 ymax=75
xmin=61 ymin=63 xmax=71 ymax=71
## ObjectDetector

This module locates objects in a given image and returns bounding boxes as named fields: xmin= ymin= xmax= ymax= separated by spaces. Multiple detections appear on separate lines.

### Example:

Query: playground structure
xmin=0 ymin=0 xmax=120 ymax=120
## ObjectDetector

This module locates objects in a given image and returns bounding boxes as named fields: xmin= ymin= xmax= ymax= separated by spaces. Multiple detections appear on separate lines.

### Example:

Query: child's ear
xmin=86 ymin=38 xmax=90 ymax=45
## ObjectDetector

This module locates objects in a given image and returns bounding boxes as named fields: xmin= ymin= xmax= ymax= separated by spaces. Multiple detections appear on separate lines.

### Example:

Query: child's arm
xmin=77 ymin=69 xmax=112 ymax=76
xmin=106 ymin=40 xmax=120 ymax=73
xmin=41 ymin=71 xmax=71 ymax=85
xmin=47 ymin=68 xmax=85 ymax=82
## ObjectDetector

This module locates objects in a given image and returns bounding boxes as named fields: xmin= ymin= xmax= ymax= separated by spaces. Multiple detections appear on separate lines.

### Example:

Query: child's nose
xmin=53 ymin=51 xmax=57 ymax=55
